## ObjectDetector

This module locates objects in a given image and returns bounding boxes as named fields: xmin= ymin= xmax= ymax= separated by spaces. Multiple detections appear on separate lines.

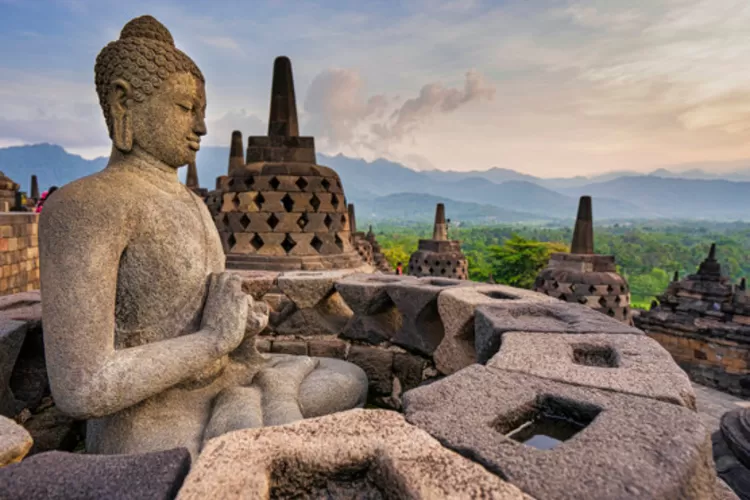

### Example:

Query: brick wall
xmin=0 ymin=213 xmax=40 ymax=296
xmin=647 ymin=331 xmax=750 ymax=397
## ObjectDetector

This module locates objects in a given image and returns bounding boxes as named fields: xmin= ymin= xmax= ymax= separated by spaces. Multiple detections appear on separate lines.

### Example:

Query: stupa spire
xmin=570 ymin=195 xmax=594 ymax=254
xmin=228 ymin=130 xmax=244 ymax=173
xmin=186 ymin=162 xmax=199 ymax=189
xmin=348 ymin=203 xmax=357 ymax=234
xmin=267 ymin=56 xmax=299 ymax=137
xmin=673 ymin=270 xmax=680 ymax=282
xmin=697 ymin=242 xmax=721 ymax=277
xmin=740 ymin=277 xmax=747 ymax=291
xmin=30 ymin=175 xmax=39 ymax=200
xmin=432 ymin=203 xmax=448 ymax=241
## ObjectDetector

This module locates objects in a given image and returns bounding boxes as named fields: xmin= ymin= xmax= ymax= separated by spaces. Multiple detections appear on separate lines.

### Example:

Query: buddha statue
xmin=39 ymin=15 xmax=367 ymax=460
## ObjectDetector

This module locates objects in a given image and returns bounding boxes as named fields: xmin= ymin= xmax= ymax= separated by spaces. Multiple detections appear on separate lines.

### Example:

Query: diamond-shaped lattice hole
xmin=255 ymin=192 xmax=265 ymax=208
xmin=232 ymin=194 xmax=240 ymax=210
xmin=251 ymin=233 xmax=264 ymax=251
xmin=222 ymin=214 xmax=230 ymax=227
xmin=321 ymin=178 xmax=331 ymax=191
xmin=429 ymin=267 xmax=435 ymax=274
xmin=341 ymin=214 xmax=347 ymax=226
xmin=310 ymin=194 xmax=321 ymax=211
xmin=245 ymin=176 xmax=255 ymax=187
xmin=335 ymin=234 xmax=344 ymax=251
xmin=297 ymin=213 xmax=309 ymax=230
xmin=324 ymin=214 xmax=333 ymax=229
xmin=240 ymin=214 xmax=251 ymax=230
xmin=589 ymin=285 xmax=596 ymax=293
xmin=607 ymin=284 xmax=614 ymax=293
xmin=228 ymin=178 xmax=235 ymax=187
xmin=269 ymin=177 xmax=281 ymax=190
xmin=267 ymin=213 xmax=280 ymax=230
xmin=282 ymin=234 xmax=297 ymax=253
xmin=296 ymin=177 xmax=308 ymax=191
xmin=578 ymin=297 xmax=587 ymax=304
xmin=559 ymin=294 xmax=567 ymax=301
xmin=331 ymin=193 xmax=340 ymax=209
xmin=281 ymin=193 xmax=294 ymax=212
xmin=598 ymin=296 xmax=608 ymax=307
xmin=227 ymin=233 xmax=237 ymax=250
xmin=553 ymin=281 xmax=560 ymax=289
xmin=310 ymin=235 xmax=324 ymax=253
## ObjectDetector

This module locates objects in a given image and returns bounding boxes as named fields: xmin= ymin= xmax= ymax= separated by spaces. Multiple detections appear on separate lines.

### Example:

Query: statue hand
xmin=201 ymin=272 xmax=248 ymax=356
xmin=245 ymin=296 xmax=269 ymax=339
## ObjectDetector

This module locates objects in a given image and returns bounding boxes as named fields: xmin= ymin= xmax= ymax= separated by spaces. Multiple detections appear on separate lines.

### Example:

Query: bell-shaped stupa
xmin=407 ymin=203 xmax=468 ymax=279
xmin=207 ymin=57 xmax=363 ymax=271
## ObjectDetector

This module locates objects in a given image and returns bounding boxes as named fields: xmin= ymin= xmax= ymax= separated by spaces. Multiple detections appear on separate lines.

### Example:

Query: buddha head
xmin=95 ymin=15 xmax=207 ymax=168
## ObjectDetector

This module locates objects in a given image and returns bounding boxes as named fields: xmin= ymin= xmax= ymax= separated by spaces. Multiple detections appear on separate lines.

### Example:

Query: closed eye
xmin=177 ymin=103 xmax=193 ymax=112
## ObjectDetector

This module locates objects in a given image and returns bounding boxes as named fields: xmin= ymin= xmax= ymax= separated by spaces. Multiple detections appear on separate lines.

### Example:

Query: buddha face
xmin=115 ymin=72 xmax=207 ymax=168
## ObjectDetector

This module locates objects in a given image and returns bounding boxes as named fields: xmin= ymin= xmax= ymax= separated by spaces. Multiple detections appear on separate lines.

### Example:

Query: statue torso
xmin=103 ymin=164 xmax=225 ymax=349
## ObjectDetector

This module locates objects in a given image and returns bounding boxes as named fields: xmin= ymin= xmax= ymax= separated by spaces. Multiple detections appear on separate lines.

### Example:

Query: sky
xmin=1 ymin=0 xmax=750 ymax=177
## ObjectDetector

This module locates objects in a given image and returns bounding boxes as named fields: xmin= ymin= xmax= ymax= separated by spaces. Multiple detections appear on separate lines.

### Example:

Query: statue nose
xmin=194 ymin=115 xmax=207 ymax=137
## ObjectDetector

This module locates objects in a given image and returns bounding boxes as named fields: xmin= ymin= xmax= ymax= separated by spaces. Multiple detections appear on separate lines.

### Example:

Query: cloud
xmin=204 ymin=109 xmax=265 ymax=146
xmin=199 ymin=36 xmax=241 ymax=52
xmin=305 ymin=67 xmax=495 ymax=152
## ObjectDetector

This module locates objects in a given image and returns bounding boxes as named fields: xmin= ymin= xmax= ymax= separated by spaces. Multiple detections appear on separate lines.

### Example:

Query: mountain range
xmin=2 ymin=143 xmax=750 ymax=223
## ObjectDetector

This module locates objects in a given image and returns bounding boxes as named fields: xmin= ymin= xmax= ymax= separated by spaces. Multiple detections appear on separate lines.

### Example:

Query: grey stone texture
xmin=37 ymin=15 xmax=368 ymax=460
xmin=474 ymin=300 xmax=642 ymax=363
xmin=178 ymin=409 xmax=532 ymax=500
xmin=403 ymin=365 xmax=718 ymax=500
xmin=434 ymin=284 xmax=556 ymax=375
xmin=713 ymin=425 xmax=750 ymax=500
xmin=0 ymin=415 xmax=33 ymax=466
xmin=0 ymin=448 xmax=191 ymax=500
xmin=487 ymin=332 xmax=696 ymax=409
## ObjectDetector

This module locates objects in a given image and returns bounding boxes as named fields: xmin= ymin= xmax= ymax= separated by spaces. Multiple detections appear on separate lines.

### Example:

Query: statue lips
xmin=187 ymin=138 xmax=201 ymax=151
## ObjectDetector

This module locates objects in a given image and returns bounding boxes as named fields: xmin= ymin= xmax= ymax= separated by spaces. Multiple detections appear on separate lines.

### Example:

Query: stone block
xmin=227 ymin=269 xmax=279 ymax=300
xmin=178 ymin=409 xmax=529 ymax=500
xmin=393 ymin=352 xmax=427 ymax=392
xmin=335 ymin=273 xmax=417 ymax=316
xmin=270 ymin=340 xmax=308 ymax=356
xmin=487 ymin=332 xmax=696 ymax=409
xmin=346 ymin=345 xmax=393 ymax=396
xmin=278 ymin=270 xmax=355 ymax=309
xmin=434 ymin=284 xmax=556 ymax=375
xmin=474 ymin=301 xmax=643 ymax=363
xmin=0 ymin=320 xmax=26 ymax=416
xmin=0 ymin=448 xmax=191 ymax=500
xmin=0 ymin=415 xmax=32 ymax=466
xmin=713 ymin=428 xmax=749 ymax=500
xmin=404 ymin=365 xmax=716 ymax=500
xmin=307 ymin=337 xmax=347 ymax=359
xmin=24 ymin=404 xmax=85 ymax=455
xmin=385 ymin=278 xmax=474 ymax=357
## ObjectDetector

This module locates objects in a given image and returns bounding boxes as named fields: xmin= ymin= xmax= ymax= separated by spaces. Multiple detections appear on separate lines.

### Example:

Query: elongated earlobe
xmin=109 ymin=79 xmax=133 ymax=153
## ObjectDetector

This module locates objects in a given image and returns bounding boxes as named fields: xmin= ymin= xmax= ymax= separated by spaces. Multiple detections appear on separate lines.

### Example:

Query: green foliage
xmin=369 ymin=220 xmax=750 ymax=308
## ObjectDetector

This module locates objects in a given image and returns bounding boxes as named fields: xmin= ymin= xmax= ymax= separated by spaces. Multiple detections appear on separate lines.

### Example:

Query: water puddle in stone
xmin=505 ymin=413 xmax=587 ymax=450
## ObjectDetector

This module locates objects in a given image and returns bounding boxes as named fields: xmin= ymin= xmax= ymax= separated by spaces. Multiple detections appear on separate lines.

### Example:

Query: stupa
xmin=185 ymin=161 xmax=207 ymax=197
xmin=206 ymin=57 xmax=362 ymax=271
xmin=348 ymin=203 xmax=374 ymax=266
xmin=0 ymin=172 xmax=19 ymax=212
xmin=534 ymin=196 xmax=632 ymax=323
xmin=407 ymin=203 xmax=468 ymax=280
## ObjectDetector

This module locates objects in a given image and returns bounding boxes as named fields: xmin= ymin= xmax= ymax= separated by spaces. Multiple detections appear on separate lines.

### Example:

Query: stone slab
xmin=0 ymin=319 xmax=26 ymax=416
xmin=335 ymin=273 xmax=417 ymax=316
xmin=487 ymin=332 xmax=696 ymax=409
xmin=278 ymin=269 xmax=356 ymax=309
xmin=0 ymin=415 xmax=32 ymax=466
xmin=475 ymin=301 xmax=643 ymax=363
xmin=403 ymin=365 xmax=716 ymax=500
xmin=227 ymin=269 xmax=279 ymax=299
xmin=434 ymin=285 xmax=556 ymax=375
xmin=0 ymin=448 xmax=191 ymax=500
xmin=178 ymin=409 xmax=531 ymax=500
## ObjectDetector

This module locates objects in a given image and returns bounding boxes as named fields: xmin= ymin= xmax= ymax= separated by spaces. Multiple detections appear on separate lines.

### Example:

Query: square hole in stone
xmin=495 ymin=395 xmax=601 ymax=451
xmin=480 ymin=290 xmax=518 ymax=300
xmin=270 ymin=460 xmax=386 ymax=499
xmin=571 ymin=343 xmax=619 ymax=368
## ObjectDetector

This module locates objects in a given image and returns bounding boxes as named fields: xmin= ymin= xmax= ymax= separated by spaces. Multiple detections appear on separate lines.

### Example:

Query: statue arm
xmin=39 ymin=192 xmax=241 ymax=419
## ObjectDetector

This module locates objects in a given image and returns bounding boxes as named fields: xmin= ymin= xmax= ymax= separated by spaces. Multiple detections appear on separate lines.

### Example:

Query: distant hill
xmin=3 ymin=143 xmax=750 ymax=221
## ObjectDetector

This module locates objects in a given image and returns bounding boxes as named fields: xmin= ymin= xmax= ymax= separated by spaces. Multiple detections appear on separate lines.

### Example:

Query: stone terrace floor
xmin=693 ymin=382 xmax=750 ymax=434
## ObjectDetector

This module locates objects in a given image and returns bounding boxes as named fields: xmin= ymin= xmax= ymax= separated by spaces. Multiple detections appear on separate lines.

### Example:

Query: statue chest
xmin=114 ymin=194 xmax=225 ymax=346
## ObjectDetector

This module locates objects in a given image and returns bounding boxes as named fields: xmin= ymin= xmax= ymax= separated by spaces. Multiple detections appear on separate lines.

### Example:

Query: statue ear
xmin=108 ymin=79 xmax=133 ymax=152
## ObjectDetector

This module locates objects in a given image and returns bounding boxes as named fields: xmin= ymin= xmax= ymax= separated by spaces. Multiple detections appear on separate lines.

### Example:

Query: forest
xmin=371 ymin=220 xmax=750 ymax=310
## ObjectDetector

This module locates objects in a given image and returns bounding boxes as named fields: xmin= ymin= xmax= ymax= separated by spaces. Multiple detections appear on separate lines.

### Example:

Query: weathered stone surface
xmin=278 ymin=269 xmax=355 ymax=309
xmin=179 ymin=409 xmax=531 ymax=500
xmin=228 ymin=269 xmax=279 ymax=299
xmin=404 ymin=365 xmax=716 ymax=500
xmin=0 ymin=415 xmax=32 ymax=466
xmin=8 ymin=320 xmax=47 ymax=415
xmin=0 ymin=448 xmax=191 ymax=499
xmin=335 ymin=273 xmax=417 ymax=315
xmin=270 ymin=339 xmax=308 ymax=356
xmin=386 ymin=278 xmax=475 ymax=356
xmin=487 ymin=332 xmax=696 ymax=409
xmin=347 ymin=345 xmax=394 ymax=396
xmin=393 ymin=352 xmax=427 ymax=393
xmin=307 ymin=337 xmax=347 ymax=359
xmin=475 ymin=301 xmax=642 ymax=363
xmin=0 ymin=319 xmax=26 ymax=416
xmin=434 ymin=285 xmax=555 ymax=375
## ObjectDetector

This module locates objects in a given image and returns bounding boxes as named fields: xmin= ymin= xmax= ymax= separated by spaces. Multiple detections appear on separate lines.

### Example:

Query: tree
xmin=488 ymin=235 xmax=568 ymax=289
